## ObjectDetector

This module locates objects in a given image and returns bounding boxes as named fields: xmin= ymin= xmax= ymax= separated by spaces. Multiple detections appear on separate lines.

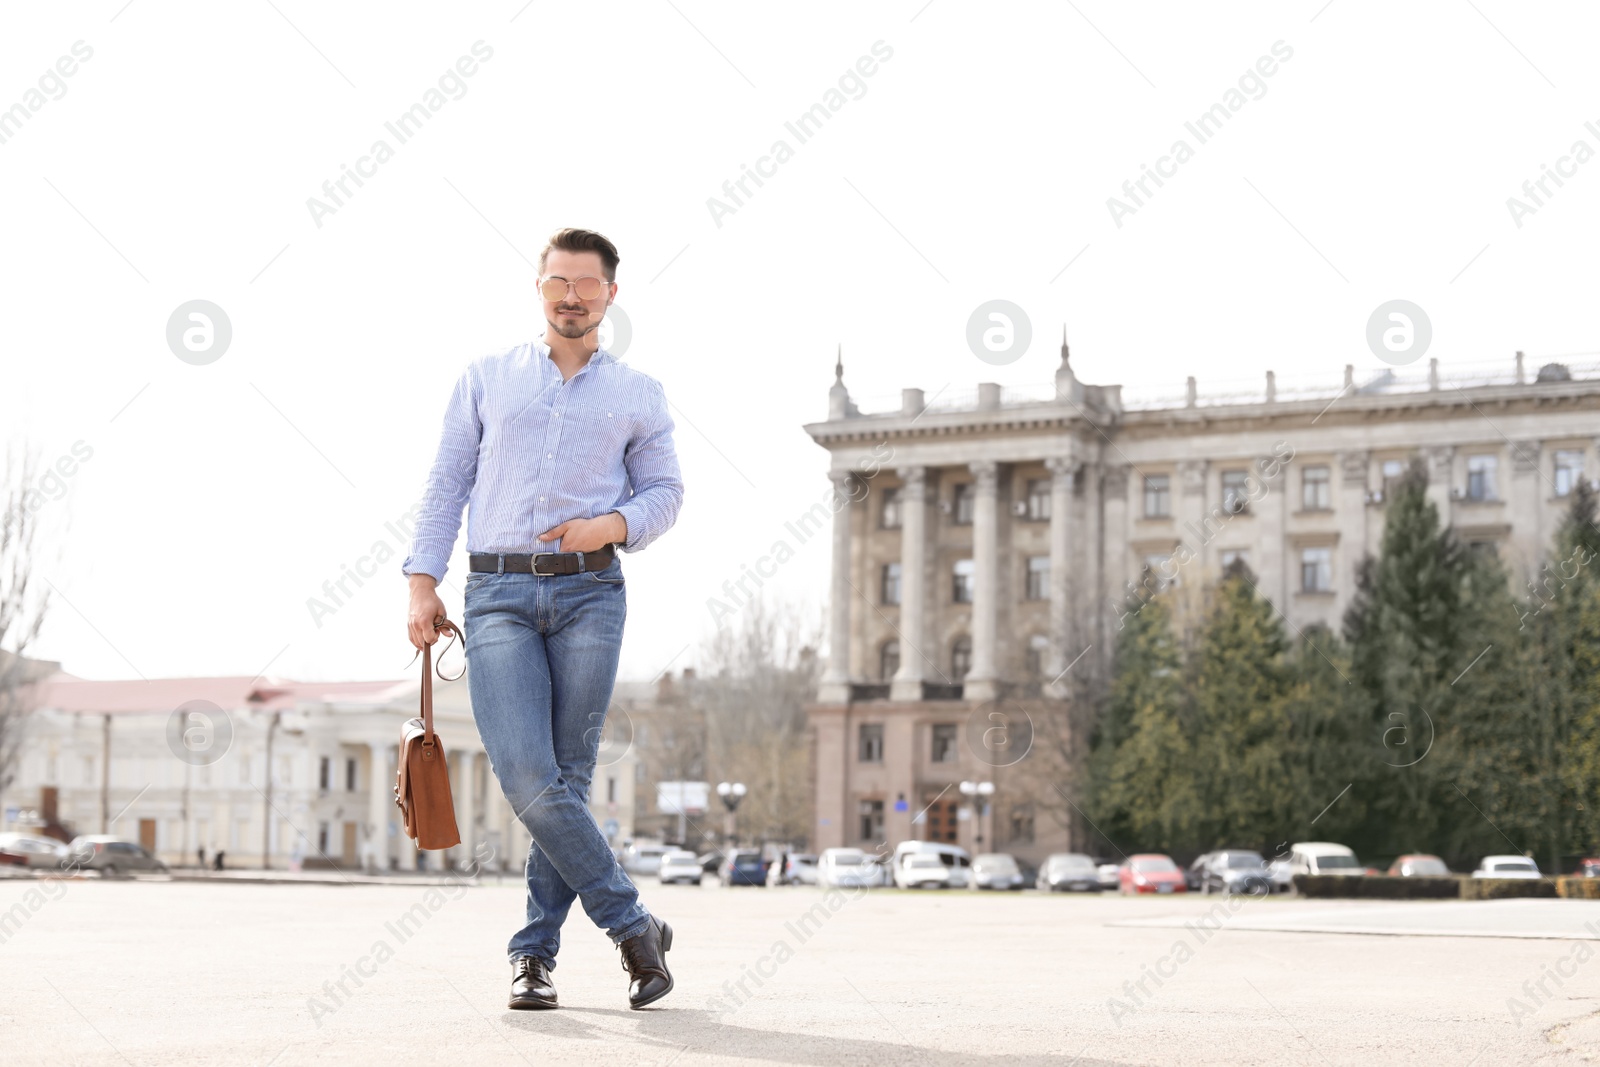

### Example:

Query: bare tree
xmin=693 ymin=596 xmax=822 ymax=848
xmin=0 ymin=441 xmax=60 ymax=811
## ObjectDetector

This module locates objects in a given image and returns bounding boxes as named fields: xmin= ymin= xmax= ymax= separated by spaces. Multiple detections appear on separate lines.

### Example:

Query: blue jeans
xmin=462 ymin=554 xmax=652 ymax=967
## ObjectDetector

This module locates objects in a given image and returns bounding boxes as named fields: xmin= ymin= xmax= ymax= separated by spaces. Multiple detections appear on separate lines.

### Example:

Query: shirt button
xmin=539 ymin=496 xmax=545 ymax=502
xmin=547 ymin=452 xmax=553 ymax=459
xmin=554 ymin=411 xmax=561 ymax=417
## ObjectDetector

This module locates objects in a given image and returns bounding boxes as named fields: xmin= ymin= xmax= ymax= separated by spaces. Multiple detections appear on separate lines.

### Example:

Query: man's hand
xmin=407 ymin=573 xmax=448 ymax=651
xmin=539 ymin=512 xmax=626 ymax=553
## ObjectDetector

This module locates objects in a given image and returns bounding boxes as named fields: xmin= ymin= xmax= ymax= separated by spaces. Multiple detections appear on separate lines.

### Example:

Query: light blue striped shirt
xmin=401 ymin=342 xmax=683 ymax=583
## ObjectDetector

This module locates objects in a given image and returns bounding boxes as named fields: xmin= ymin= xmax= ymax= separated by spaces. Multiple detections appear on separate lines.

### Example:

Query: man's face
xmin=539 ymin=249 xmax=615 ymax=349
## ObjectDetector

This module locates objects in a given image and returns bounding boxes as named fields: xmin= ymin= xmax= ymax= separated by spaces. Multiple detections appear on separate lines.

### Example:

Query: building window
xmin=1024 ymin=634 xmax=1049 ymax=676
xmin=952 ymin=559 xmax=975 ymax=603
xmin=345 ymin=758 xmax=357 ymax=792
xmin=1555 ymin=449 xmax=1584 ymax=497
xmin=1142 ymin=553 xmax=1179 ymax=590
xmin=1025 ymin=478 xmax=1051 ymax=521
xmin=1009 ymin=805 xmax=1035 ymax=844
xmin=859 ymin=798 xmax=885 ymax=841
xmin=1025 ymin=556 xmax=1049 ymax=600
xmin=881 ymin=562 xmax=902 ymax=605
xmin=1302 ymin=465 xmax=1331 ymax=510
xmin=1301 ymin=547 xmax=1332 ymax=593
xmin=607 ymin=777 xmax=617 ymax=803
xmin=880 ymin=486 xmax=902 ymax=529
xmin=1468 ymin=539 xmax=1499 ymax=559
xmin=952 ymin=483 xmax=975 ymax=525
xmin=859 ymin=723 xmax=885 ymax=762
xmin=1220 ymin=548 xmax=1250 ymax=572
xmin=1381 ymin=459 xmax=1407 ymax=496
xmin=951 ymin=636 xmax=972 ymax=679
xmin=1221 ymin=469 xmax=1250 ymax=515
xmin=1467 ymin=454 xmax=1498 ymax=501
xmin=317 ymin=823 xmax=329 ymax=854
xmin=1143 ymin=474 xmax=1170 ymax=518
xmin=931 ymin=724 xmax=958 ymax=762
xmin=318 ymin=757 xmax=330 ymax=791
xmin=879 ymin=641 xmax=900 ymax=682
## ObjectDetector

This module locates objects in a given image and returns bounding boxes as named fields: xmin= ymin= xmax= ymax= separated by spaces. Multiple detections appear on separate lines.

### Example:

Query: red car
xmin=1577 ymin=858 xmax=1600 ymax=878
xmin=1120 ymin=854 xmax=1187 ymax=895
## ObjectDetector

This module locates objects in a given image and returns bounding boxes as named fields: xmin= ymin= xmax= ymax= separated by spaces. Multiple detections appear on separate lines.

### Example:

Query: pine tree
xmin=1188 ymin=568 xmax=1289 ymax=848
xmin=1086 ymin=592 xmax=1195 ymax=851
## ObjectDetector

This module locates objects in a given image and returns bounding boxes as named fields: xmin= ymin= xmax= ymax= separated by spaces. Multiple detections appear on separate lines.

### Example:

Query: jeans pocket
xmin=585 ymin=566 xmax=625 ymax=585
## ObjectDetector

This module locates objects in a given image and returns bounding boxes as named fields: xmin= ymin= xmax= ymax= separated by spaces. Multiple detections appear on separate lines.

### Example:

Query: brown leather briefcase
xmin=394 ymin=617 xmax=465 ymax=851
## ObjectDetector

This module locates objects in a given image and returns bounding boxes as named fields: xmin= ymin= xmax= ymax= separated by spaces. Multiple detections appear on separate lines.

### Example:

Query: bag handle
xmin=406 ymin=617 xmax=465 ymax=744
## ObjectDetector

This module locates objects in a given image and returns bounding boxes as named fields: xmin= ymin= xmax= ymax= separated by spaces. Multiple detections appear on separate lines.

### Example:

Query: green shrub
xmin=1293 ymin=875 xmax=1459 ymax=899
xmin=1459 ymin=877 xmax=1559 ymax=900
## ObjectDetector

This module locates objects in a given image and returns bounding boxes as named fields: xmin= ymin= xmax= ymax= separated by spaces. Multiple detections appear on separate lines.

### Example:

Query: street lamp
xmin=959 ymin=780 xmax=995 ymax=848
xmin=716 ymin=781 xmax=746 ymax=846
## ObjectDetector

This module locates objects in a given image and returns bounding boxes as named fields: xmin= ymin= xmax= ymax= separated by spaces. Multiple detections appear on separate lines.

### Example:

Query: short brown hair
xmin=539 ymin=227 xmax=620 ymax=282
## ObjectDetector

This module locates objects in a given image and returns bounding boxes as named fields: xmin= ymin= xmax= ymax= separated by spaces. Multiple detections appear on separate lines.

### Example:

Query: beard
xmin=549 ymin=307 xmax=602 ymax=341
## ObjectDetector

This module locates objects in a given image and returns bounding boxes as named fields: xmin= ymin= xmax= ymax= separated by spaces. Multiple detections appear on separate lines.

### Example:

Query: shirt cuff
xmin=402 ymin=555 xmax=447 ymax=583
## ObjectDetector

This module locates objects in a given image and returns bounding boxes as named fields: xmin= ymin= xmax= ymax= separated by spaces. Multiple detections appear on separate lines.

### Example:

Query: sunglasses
xmin=538 ymin=275 xmax=611 ymax=302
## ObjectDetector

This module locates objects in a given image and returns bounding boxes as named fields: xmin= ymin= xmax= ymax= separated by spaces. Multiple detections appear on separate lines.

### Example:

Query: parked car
xmin=891 ymin=841 xmax=971 ymax=889
xmin=817 ymin=847 xmax=880 ymax=888
xmin=621 ymin=841 xmax=669 ymax=877
xmin=867 ymin=852 xmax=894 ymax=887
xmin=657 ymin=849 xmax=703 ymax=885
xmin=1037 ymin=852 xmax=1103 ymax=893
xmin=718 ymin=848 xmax=768 ymax=886
xmin=971 ymin=853 xmax=1025 ymax=890
xmin=1093 ymin=858 xmax=1120 ymax=891
xmin=1267 ymin=857 xmax=1294 ymax=893
xmin=1473 ymin=855 xmax=1541 ymax=879
xmin=1119 ymin=854 xmax=1186 ymax=895
xmin=696 ymin=849 xmax=725 ymax=875
xmin=64 ymin=836 xmax=168 ymax=876
xmin=769 ymin=853 xmax=819 ymax=886
xmin=1388 ymin=854 xmax=1451 ymax=877
xmin=0 ymin=832 xmax=68 ymax=869
xmin=1289 ymin=842 xmax=1364 ymax=877
xmin=1197 ymin=850 xmax=1273 ymax=896
xmin=1185 ymin=852 xmax=1213 ymax=892
xmin=1577 ymin=858 xmax=1600 ymax=878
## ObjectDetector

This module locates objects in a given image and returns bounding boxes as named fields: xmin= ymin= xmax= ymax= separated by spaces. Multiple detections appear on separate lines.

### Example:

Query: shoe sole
xmin=508 ymin=996 xmax=559 ymax=1010
xmin=628 ymin=920 xmax=674 ymax=1009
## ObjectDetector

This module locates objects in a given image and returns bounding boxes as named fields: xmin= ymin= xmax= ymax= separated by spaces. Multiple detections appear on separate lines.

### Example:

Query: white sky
xmin=3 ymin=0 xmax=1598 ymax=685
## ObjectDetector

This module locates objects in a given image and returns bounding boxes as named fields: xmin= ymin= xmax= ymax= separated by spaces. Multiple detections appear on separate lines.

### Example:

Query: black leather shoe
xmin=509 ymin=955 xmax=557 ymax=1010
xmin=618 ymin=915 xmax=674 ymax=1009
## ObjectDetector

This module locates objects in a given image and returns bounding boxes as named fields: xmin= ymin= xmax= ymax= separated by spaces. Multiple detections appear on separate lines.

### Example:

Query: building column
xmin=1509 ymin=440 xmax=1542 ymax=577
xmin=1336 ymin=451 xmax=1369 ymax=620
xmin=1044 ymin=457 xmax=1076 ymax=699
xmin=1425 ymin=445 xmax=1455 ymax=522
xmin=455 ymin=750 xmax=477 ymax=868
xmin=366 ymin=741 xmax=391 ymax=873
xmin=966 ymin=460 xmax=1001 ymax=702
xmin=891 ymin=466 xmax=930 ymax=701
xmin=819 ymin=470 xmax=857 ymax=704
xmin=1102 ymin=465 xmax=1130 ymax=633
xmin=1257 ymin=453 xmax=1288 ymax=610
xmin=1176 ymin=459 xmax=1209 ymax=566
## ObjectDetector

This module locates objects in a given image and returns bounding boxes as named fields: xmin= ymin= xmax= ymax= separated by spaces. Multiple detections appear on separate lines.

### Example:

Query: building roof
xmin=19 ymin=672 xmax=408 ymax=715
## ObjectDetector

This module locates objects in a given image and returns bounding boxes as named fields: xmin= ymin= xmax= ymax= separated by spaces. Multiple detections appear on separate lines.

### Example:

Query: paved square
xmin=3 ymin=874 xmax=1598 ymax=1065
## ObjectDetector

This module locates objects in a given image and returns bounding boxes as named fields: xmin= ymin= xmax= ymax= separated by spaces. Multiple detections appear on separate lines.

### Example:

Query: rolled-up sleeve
xmin=613 ymin=378 xmax=683 ymax=552
xmin=401 ymin=363 xmax=482 ymax=582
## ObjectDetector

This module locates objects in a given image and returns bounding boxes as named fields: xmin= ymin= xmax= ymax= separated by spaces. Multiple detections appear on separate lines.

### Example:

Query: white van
xmin=891 ymin=840 xmax=970 ymax=889
xmin=1289 ymin=841 xmax=1364 ymax=877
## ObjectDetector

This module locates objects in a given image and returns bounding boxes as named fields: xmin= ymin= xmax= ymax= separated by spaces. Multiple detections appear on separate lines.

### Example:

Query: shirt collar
xmin=536 ymin=342 xmax=615 ymax=377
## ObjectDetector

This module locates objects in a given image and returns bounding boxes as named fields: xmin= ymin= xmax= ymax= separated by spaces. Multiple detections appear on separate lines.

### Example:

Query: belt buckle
xmin=532 ymin=552 xmax=559 ymax=575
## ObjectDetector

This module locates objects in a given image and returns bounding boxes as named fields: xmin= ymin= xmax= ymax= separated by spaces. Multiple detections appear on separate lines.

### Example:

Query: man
xmin=401 ymin=227 xmax=684 ymax=1010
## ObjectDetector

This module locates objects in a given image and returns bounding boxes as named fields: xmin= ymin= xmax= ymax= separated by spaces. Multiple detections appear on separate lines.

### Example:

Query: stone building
xmin=802 ymin=340 xmax=1600 ymax=864
xmin=2 ymin=656 xmax=636 ymax=872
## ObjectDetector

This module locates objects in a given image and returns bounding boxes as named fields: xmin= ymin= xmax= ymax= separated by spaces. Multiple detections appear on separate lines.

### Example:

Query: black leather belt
xmin=469 ymin=543 xmax=617 ymax=575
